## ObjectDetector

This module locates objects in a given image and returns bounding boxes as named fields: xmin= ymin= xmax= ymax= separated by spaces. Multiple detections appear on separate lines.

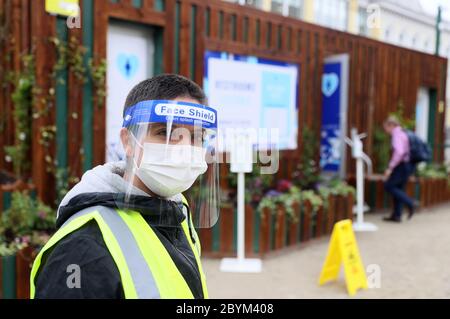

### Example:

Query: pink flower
xmin=277 ymin=179 xmax=292 ymax=193
xmin=253 ymin=177 xmax=263 ymax=188
xmin=38 ymin=211 xmax=47 ymax=219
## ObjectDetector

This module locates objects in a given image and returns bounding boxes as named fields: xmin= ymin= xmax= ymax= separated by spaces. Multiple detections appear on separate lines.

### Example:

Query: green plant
xmin=279 ymin=187 xmax=302 ymax=222
xmin=34 ymin=36 xmax=108 ymax=182
xmin=257 ymin=195 xmax=278 ymax=214
xmin=0 ymin=191 xmax=55 ymax=244
xmin=54 ymin=167 xmax=80 ymax=205
xmin=256 ymin=186 xmax=303 ymax=223
xmin=300 ymin=190 xmax=323 ymax=214
xmin=0 ymin=241 xmax=27 ymax=257
xmin=256 ymin=187 xmax=324 ymax=229
xmin=1 ymin=22 xmax=108 ymax=212
xmin=389 ymin=101 xmax=415 ymax=130
xmin=318 ymin=179 xmax=355 ymax=210
xmin=89 ymin=58 xmax=108 ymax=109
xmin=328 ymin=179 xmax=356 ymax=196
xmin=226 ymin=163 xmax=274 ymax=206
xmin=293 ymin=126 xmax=321 ymax=189
xmin=417 ymin=163 xmax=449 ymax=181
xmin=4 ymin=54 xmax=35 ymax=179
xmin=373 ymin=126 xmax=391 ymax=173
xmin=50 ymin=36 xmax=87 ymax=84
xmin=50 ymin=36 xmax=107 ymax=108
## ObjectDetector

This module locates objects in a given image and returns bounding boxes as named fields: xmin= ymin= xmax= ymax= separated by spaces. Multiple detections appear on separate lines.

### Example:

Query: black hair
xmin=123 ymin=74 xmax=207 ymax=116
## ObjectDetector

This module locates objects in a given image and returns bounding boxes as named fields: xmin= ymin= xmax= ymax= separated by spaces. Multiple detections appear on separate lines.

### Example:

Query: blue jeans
xmin=384 ymin=162 xmax=416 ymax=218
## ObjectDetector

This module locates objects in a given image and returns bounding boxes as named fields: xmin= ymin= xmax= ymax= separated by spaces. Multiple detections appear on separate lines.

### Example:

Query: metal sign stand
xmin=220 ymin=132 xmax=262 ymax=273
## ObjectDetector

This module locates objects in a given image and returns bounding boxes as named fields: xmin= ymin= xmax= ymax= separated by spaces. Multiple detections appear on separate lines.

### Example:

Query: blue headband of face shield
xmin=122 ymin=100 xmax=218 ymax=130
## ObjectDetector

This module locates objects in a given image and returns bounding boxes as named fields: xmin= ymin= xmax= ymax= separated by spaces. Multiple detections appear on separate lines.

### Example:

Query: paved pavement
xmin=201 ymin=203 xmax=450 ymax=298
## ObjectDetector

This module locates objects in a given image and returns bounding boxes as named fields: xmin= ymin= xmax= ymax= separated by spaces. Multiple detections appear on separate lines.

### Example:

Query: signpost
xmin=205 ymin=51 xmax=299 ymax=273
xmin=220 ymin=132 xmax=262 ymax=273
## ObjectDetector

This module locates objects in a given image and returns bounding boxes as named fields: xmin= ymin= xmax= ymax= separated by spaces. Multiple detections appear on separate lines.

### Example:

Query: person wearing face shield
xmin=30 ymin=74 xmax=220 ymax=299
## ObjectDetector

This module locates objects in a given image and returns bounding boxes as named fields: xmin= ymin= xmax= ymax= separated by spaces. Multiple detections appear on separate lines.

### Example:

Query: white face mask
xmin=132 ymin=137 xmax=208 ymax=198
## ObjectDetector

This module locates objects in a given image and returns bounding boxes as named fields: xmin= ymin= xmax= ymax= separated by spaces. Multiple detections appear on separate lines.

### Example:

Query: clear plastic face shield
xmin=119 ymin=100 xmax=219 ymax=228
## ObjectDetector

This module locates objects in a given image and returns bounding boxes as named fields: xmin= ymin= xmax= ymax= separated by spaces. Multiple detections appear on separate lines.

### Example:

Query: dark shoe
xmin=383 ymin=215 xmax=401 ymax=223
xmin=408 ymin=200 xmax=420 ymax=220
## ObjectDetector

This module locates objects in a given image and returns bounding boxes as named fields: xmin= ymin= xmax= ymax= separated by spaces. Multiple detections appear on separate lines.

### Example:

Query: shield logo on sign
xmin=322 ymin=73 xmax=339 ymax=97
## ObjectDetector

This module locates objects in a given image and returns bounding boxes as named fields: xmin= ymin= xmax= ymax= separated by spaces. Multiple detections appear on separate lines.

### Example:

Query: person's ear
xmin=120 ymin=128 xmax=133 ymax=157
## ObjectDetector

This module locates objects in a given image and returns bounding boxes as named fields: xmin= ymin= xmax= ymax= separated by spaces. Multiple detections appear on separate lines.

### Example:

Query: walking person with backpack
xmin=382 ymin=116 xmax=423 ymax=222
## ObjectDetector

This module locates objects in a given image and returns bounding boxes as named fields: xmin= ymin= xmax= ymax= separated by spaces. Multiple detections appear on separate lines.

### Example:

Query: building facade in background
xmin=224 ymin=0 xmax=450 ymax=56
xmin=358 ymin=0 xmax=450 ymax=162
xmin=224 ymin=0 xmax=349 ymax=30
xmin=224 ymin=0 xmax=450 ymax=163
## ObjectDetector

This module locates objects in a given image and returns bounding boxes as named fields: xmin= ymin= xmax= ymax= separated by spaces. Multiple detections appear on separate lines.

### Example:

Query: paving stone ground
xmin=201 ymin=203 xmax=450 ymax=298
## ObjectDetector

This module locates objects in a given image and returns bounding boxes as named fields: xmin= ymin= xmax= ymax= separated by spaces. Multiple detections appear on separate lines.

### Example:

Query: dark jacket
xmin=34 ymin=192 xmax=204 ymax=299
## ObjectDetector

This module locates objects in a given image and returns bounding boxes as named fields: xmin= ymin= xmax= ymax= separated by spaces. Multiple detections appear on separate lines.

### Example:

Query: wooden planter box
xmin=287 ymin=203 xmax=301 ymax=247
xmin=346 ymin=193 xmax=355 ymax=220
xmin=363 ymin=175 xmax=450 ymax=211
xmin=198 ymin=204 xmax=256 ymax=258
xmin=300 ymin=201 xmax=312 ymax=243
xmin=325 ymin=195 xmax=336 ymax=234
xmin=0 ymin=246 xmax=34 ymax=299
xmin=259 ymin=207 xmax=271 ymax=255
xmin=0 ymin=176 xmax=37 ymax=299
xmin=315 ymin=206 xmax=325 ymax=238
xmin=273 ymin=204 xmax=286 ymax=250
xmin=198 ymin=193 xmax=354 ymax=258
xmin=0 ymin=254 xmax=16 ymax=299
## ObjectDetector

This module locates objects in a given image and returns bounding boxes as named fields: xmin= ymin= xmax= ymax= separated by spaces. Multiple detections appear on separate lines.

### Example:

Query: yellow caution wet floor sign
xmin=319 ymin=219 xmax=368 ymax=296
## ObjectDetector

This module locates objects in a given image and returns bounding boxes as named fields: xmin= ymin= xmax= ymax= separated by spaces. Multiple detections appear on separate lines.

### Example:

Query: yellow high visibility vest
xmin=29 ymin=201 xmax=208 ymax=299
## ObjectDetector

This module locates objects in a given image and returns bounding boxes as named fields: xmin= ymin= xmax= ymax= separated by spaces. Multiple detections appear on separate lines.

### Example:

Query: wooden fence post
xmin=220 ymin=206 xmax=234 ymax=256
xmin=245 ymin=204 xmax=254 ymax=256
xmin=301 ymin=200 xmax=312 ymax=242
xmin=347 ymin=192 xmax=355 ymax=220
xmin=288 ymin=202 xmax=300 ymax=246
xmin=315 ymin=205 xmax=324 ymax=237
xmin=274 ymin=204 xmax=286 ymax=250
xmin=326 ymin=195 xmax=335 ymax=234
xmin=15 ymin=246 xmax=34 ymax=299
xmin=259 ymin=207 xmax=271 ymax=256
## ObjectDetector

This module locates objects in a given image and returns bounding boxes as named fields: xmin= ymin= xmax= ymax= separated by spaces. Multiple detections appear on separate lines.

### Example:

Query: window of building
xmin=424 ymin=39 xmax=429 ymax=51
xmin=314 ymin=0 xmax=348 ymax=31
xmin=384 ymin=28 xmax=390 ymax=41
xmin=411 ymin=34 xmax=417 ymax=48
xmin=359 ymin=7 xmax=368 ymax=36
xmin=222 ymin=0 xmax=261 ymax=8
xmin=271 ymin=0 xmax=283 ymax=14
xmin=252 ymin=0 xmax=264 ymax=9
xmin=440 ymin=44 xmax=449 ymax=57
xmin=398 ymin=31 xmax=405 ymax=45
xmin=268 ymin=0 xmax=303 ymax=18
xmin=287 ymin=0 xmax=303 ymax=18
